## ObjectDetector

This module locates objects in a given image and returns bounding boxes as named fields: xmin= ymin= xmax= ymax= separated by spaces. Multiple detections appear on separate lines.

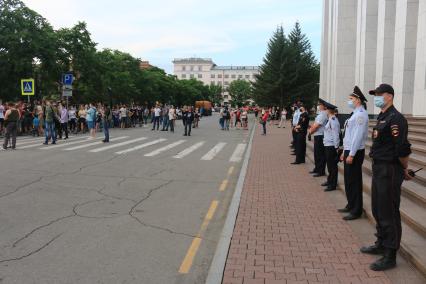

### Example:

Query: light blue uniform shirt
xmin=313 ymin=111 xmax=328 ymax=136
xmin=323 ymin=116 xmax=340 ymax=148
xmin=292 ymin=109 xmax=300 ymax=127
xmin=343 ymin=106 xmax=369 ymax=156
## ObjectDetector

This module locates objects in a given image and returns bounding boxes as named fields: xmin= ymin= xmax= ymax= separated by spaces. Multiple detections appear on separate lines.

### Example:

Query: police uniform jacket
xmin=369 ymin=105 xmax=411 ymax=161
xmin=343 ymin=106 xmax=369 ymax=156
xmin=323 ymin=116 xmax=340 ymax=148
xmin=313 ymin=111 xmax=328 ymax=136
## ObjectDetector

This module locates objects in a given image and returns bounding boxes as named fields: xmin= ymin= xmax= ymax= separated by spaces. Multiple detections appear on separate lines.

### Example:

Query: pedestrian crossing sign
xmin=21 ymin=79 xmax=35 ymax=96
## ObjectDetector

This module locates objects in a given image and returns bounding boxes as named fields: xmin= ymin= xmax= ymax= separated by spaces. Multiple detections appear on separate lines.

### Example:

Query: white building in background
xmin=320 ymin=0 xmax=426 ymax=116
xmin=172 ymin=58 xmax=259 ymax=104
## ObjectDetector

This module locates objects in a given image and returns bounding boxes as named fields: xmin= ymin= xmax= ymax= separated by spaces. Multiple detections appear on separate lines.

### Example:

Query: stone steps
xmin=306 ymin=142 xmax=426 ymax=278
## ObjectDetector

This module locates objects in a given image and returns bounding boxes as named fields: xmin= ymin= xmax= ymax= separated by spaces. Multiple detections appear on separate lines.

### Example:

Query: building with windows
xmin=172 ymin=58 xmax=259 ymax=104
xmin=320 ymin=0 xmax=426 ymax=116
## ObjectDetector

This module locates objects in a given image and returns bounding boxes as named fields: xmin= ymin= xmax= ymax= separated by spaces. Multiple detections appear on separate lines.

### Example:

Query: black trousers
xmin=371 ymin=161 xmax=404 ymax=250
xmin=3 ymin=122 xmax=17 ymax=149
xmin=325 ymin=146 xmax=338 ymax=189
xmin=292 ymin=128 xmax=296 ymax=147
xmin=295 ymin=131 xmax=307 ymax=163
xmin=60 ymin=122 xmax=68 ymax=138
xmin=313 ymin=135 xmax=326 ymax=174
xmin=184 ymin=121 xmax=192 ymax=135
xmin=343 ymin=149 xmax=365 ymax=216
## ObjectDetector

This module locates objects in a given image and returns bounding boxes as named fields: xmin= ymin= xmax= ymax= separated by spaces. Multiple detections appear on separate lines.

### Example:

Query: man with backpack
xmin=223 ymin=107 xmax=230 ymax=131
xmin=43 ymin=100 xmax=57 ymax=145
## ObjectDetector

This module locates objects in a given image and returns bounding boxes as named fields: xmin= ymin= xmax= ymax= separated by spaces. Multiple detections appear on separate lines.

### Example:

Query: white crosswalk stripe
xmin=89 ymin=137 xmax=147 ymax=153
xmin=229 ymin=143 xmax=246 ymax=162
xmin=173 ymin=141 xmax=205 ymax=159
xmin=39 ymin=137 xmax=103 ymax=150
xmin=19 ymin=136 xmax=84 ymax=149
xmin=115 ymin=138 xmax=167 ymax=155
xmin=201 ymin=142 xmax=227 ymax=160
xmin=64 ymin=136 xmax=128 ymax=151
xmin=144 ymin=140 xmax=186 ymax=157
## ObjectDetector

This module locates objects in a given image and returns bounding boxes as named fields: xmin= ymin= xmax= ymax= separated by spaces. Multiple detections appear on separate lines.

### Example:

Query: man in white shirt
xmin=152 ymin=105 xmax=161 ymax=130
xmin=119 ymin=105 xmax=127 ymax=129
xmin=168 ymin=106 xmax=176 ymax=132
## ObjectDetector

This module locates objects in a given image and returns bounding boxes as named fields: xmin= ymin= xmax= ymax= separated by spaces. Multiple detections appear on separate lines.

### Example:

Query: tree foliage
xmin=0 ymin=0 xmax=216 ymax=105
xmin=228 ymin=80 xmax=252 ymax=107
xmin=253 ymin=23 xmax=319 ymax=109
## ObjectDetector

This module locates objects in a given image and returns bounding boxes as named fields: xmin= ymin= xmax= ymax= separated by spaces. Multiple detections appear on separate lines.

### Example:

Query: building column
xmin=329 ymin=0 xmax=358 ymax=114
xmin=412 ymin=0 xmax=426 ymax=116
xmin=392 ymin=0 xmax=419 ymax=115
xmin=319 ymin=0 xmax=330 ymax=100
xmin=355 ymin=0 xmax=379 ymax=112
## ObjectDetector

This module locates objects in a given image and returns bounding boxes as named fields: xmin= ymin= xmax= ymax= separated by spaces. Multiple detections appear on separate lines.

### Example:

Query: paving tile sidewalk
xmin=222 ymin=125 xmax=390 ymax=284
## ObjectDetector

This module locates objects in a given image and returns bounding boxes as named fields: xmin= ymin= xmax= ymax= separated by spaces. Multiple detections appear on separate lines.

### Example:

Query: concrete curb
xmin=205 ymin=119 xmax=257 ymax=284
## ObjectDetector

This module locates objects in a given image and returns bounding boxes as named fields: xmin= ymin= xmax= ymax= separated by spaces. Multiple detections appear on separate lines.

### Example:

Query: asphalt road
xmin=0 ymin=115 xmax=253 ymax=284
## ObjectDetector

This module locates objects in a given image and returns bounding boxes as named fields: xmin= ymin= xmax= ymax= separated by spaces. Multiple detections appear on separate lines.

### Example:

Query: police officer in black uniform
xmin=291 ymin=106 xmax=309 ymax=164
xmin=360 ymin=84 xmax=412 ymax=271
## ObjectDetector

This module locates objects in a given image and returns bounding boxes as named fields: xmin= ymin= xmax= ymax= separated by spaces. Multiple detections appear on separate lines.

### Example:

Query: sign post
xmin=62 ymin=73 xmax=74 ymax=109
xmin=21 ymin=78 xmax=35 ymax=103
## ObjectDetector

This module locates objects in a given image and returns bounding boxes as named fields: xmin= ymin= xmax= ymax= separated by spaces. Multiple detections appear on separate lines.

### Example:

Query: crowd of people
xmin=0 ymin=100 xmax=209 ymax=150
xmin=289 ymin=83 xmax=413 ymax=272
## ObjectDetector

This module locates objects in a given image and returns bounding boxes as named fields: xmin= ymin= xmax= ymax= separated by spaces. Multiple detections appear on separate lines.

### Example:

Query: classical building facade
xmin=320 ymin=0 xmax=426 ymax=116
xmin=172 ymin=58 xmax=259 ymax=104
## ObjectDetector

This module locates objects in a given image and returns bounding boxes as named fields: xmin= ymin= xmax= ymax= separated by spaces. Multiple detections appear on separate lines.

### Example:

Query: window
xmin=231 ymin=74 xmax=236 ymax=79
xmin=245 ymin=75 xmax=250 ymax=79
xmin=224 ymin=95 xmax=229 ymax=99
xmin=198 ymin=65 xmax=202 ymax=71
xmin=190 ymin=74 xmax=194 ymax=79
xmin=238 ymin=75 xmax=243 ymax=79
xmin=218 ymin=74 xmax=222 ymax=78
xmin=224 ymin=74 xmax=229 ymax=79
xmin=211 ymin=81 xmax=215 ymax=85
xmin=211 ymin=74 xmax=215 ymax=78
xmin=224 ymin=81 xmax=229 ymax=85
xmin=182 ymin=66 xmax=186 ymax=71
xmin=190 ymin=66 xmax=194 ymax=71
xmin=198 ymin=74 xmax=202 ymax=79
xmin=217 ymin=81 xmax=222 ymax=85
xmin=181 ymin=74 xmax=186 ymax=79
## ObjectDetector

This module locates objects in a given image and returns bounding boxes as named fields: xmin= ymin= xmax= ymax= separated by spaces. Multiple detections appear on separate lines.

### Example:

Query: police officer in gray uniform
xmin=339 ymin=86 xmax=369 ymax=221
xmin=360 ymin=84 xmax=412 ymax=271
xmin=308 ymin=99 xmax=328 ymax=177
xmin=322 ymin=101 xmax=340 ymax=191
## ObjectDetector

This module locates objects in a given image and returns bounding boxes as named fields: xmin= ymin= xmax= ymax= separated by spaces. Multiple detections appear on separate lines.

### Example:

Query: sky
xmin=22 ymin=0 xmax=322 ymax=74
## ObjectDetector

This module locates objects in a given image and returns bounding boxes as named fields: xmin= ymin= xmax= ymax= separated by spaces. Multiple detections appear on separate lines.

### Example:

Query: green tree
xmin=228 ymin=79 xmax=252 ymax=107
xmin=0 ymin=0 xmax=59 ymax=101
xmin=208 ymin=84 xmax=223 ymax=106
xmin=253 ymin=23 xmax=319 ymax=109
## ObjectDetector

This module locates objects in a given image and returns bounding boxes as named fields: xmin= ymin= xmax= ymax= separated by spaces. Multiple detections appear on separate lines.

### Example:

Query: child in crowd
xmin=32 ymin=115 xmax=40 ymax=136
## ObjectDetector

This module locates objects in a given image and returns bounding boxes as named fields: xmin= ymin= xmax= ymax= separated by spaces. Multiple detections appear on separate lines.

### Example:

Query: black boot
xmin=370 ymin=248 xmax=396 ymax=271
xmin=360 ymin=244 xmax=385 ymax=255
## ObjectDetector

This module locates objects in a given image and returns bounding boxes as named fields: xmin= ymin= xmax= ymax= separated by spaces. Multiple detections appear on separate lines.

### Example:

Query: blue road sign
xmin=21 ymin=79 xmax=35 ymax=96
xmin=63 ymin=73 xmax=73 ymax=85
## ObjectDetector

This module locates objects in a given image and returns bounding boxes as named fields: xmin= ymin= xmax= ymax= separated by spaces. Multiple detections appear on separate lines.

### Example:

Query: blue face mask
xmin=374 ymin=96 xmax=385 ymax=108
xmin=347 ymin=100 xmax=355 ymax=109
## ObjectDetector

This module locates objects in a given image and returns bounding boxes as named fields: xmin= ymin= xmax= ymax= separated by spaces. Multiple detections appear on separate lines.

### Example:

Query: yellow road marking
xmin=219 ymin=179 xmax=228 ymax=192
xmin=227 ymin=166 xmax=234 ymax=176
xmin=178 ymin=200 xmax=219 ymax=274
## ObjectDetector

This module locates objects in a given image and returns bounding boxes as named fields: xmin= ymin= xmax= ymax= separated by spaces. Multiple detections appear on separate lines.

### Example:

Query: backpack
xmin=223 ymin=109 xmax=230 ymax=119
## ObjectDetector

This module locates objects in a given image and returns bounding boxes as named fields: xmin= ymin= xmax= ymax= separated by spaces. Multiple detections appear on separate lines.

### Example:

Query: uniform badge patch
xmin=391 ymin=124 xmax=399 ymax=137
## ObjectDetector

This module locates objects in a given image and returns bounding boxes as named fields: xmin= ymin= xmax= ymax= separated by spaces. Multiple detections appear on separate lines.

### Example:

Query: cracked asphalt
xmin=0 ymin=115 xmax=251 ymax=284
